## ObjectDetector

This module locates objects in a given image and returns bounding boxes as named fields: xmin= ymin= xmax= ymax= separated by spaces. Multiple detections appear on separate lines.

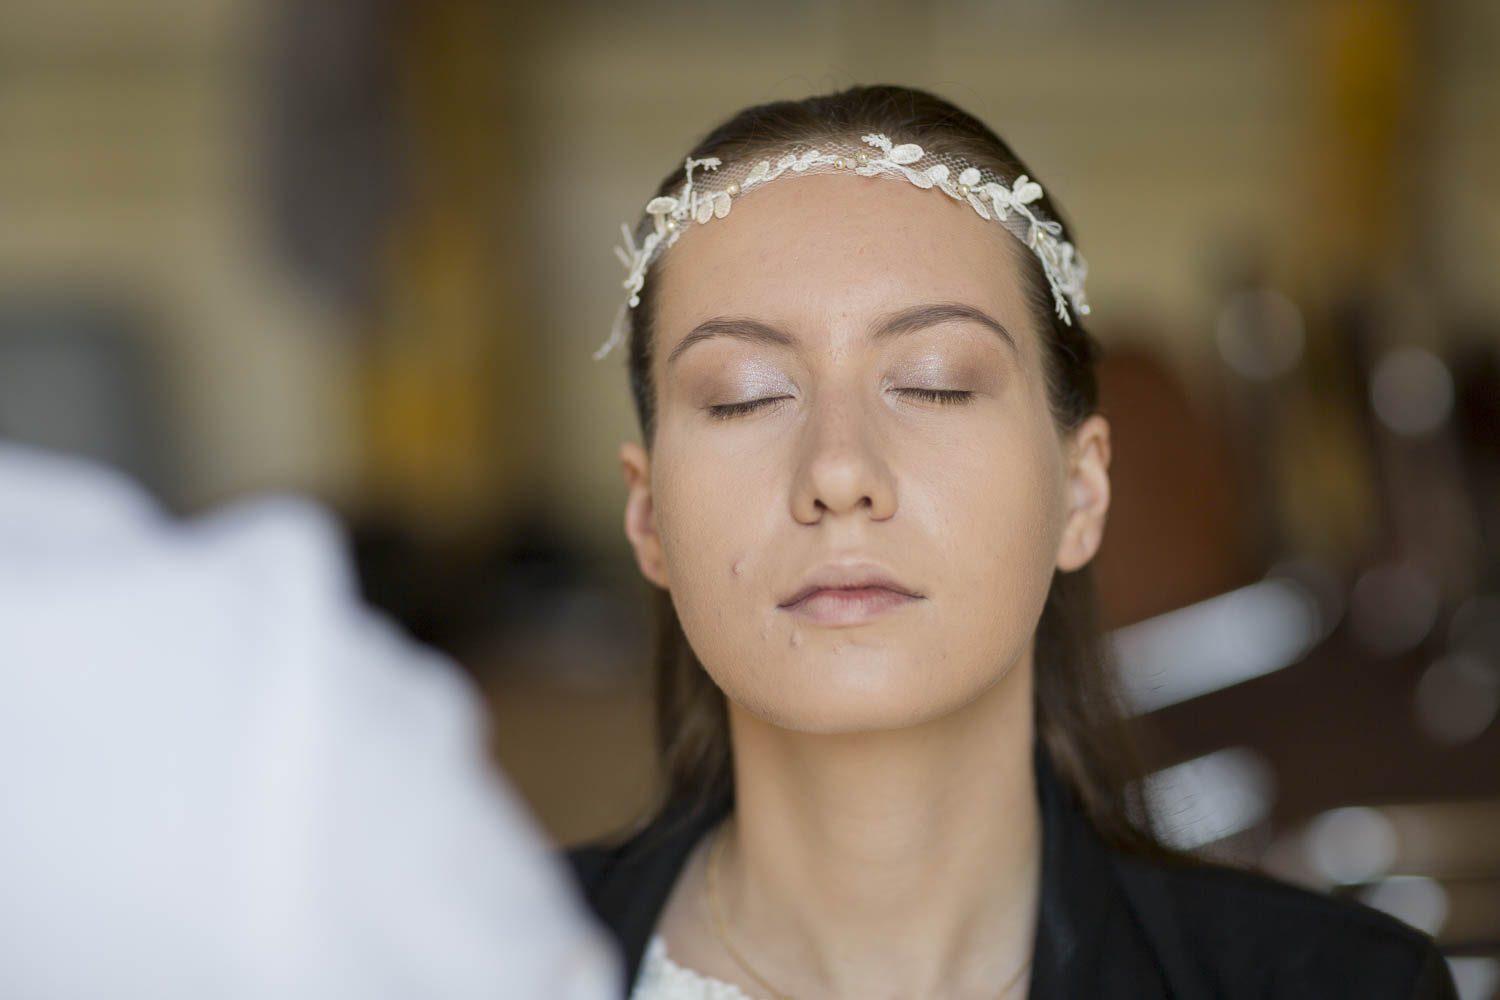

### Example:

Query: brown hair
xmin=623 ymin=84 xmax=1159 ymax=852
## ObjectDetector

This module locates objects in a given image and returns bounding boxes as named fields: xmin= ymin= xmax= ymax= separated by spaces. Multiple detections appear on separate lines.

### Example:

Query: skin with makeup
xmin=618 ymin=170 xmax=1111 ymax=999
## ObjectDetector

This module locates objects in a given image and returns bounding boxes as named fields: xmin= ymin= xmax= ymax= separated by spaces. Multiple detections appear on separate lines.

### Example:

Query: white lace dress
xmin=630 ymin=934 xmax=767 ymax=1000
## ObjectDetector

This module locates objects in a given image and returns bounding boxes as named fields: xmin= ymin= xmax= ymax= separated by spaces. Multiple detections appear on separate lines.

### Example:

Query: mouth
xmin=777 ymin=565 xmax=923 ymax=627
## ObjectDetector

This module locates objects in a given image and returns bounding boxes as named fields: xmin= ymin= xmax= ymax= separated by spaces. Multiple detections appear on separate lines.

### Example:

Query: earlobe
xmin=1056 ymin=414 xmax=1112 ymax=573
xmin=620 ymin=441 xmax=671 ymax=590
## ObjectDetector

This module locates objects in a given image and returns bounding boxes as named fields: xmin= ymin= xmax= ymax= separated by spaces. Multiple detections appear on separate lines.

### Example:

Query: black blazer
xmin=566 ymin=747 xmax=1457 ymax=998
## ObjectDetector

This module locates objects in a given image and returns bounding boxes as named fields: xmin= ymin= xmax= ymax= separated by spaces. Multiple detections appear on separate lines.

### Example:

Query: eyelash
xmin=707 ymin=388 xmax=974 ymax=420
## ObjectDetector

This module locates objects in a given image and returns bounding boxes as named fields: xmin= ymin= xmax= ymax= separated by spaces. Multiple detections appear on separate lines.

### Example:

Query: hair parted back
xmin=621 ymin=84 xmax=1160 ymax=853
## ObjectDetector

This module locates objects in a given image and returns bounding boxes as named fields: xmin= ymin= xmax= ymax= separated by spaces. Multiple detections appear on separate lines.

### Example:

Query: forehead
xmin=651 ymin=171 xmax=1034 ymax=353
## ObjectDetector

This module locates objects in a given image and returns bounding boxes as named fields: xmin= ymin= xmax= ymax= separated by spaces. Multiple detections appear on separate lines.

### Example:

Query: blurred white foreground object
xmin=0 ymin=443 xmax=618 ymax=1000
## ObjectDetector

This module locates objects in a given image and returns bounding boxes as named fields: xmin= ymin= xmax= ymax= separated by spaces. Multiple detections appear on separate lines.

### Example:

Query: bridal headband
xmin=593 ymin=133 xmax=1090 ymax=360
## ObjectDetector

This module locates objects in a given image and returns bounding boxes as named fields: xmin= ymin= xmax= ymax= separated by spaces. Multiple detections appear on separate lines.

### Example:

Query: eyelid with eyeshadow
xmin=706 ymin=387 xmax=974 ymax=421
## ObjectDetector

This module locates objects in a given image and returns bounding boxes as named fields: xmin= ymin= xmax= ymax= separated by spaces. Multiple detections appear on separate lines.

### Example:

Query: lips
xmin=777 ymin=564 xmax=923 ymax=625
xmin=779 ymin=565 xmax=920 ymax=607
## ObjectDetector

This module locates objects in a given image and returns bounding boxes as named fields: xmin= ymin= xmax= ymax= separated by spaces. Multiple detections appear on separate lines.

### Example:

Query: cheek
xmin=651 ymin=434 xmax=780 ymax=624
xmin=911 ymin=415 xmax=1066 ymax=608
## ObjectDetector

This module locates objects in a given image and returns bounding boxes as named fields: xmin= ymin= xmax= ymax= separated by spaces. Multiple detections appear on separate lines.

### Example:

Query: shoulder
xmin=560 ymin=816 xmax=690 ymax=931
xmin=564 ymin=795 xmax=731 ymax=908
xmin=562 ymin=817 xmax=695 ymax=907
xmin=566 ymin=839 xmax=633 ymax=897
xmin=1110 ymin=852 xmax=1456 ymax=999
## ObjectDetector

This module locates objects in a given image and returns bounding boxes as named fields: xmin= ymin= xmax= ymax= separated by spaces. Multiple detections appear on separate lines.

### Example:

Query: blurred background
xmin=1 ymin=0 xmax=1496 ymax=991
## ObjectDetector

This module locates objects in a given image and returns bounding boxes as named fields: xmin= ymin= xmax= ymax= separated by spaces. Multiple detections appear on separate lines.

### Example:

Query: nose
xmin=788 ymin=389 xmax=898 ymax=524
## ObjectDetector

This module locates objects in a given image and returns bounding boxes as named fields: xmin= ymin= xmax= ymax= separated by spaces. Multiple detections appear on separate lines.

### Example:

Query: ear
xmin=1055 ymin=414 xmax=1111 ymax=573
xmin=621 ymin=441 xmax=670 ymax=590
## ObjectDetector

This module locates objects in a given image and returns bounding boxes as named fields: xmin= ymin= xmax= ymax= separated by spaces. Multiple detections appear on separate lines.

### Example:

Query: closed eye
xmin=707 ymin=396 xmax=792 ymax=420
xmin=707 ymin=388 xmax=973 ymax=421
xmin=897 ymin=388 xmax=974 ymax=405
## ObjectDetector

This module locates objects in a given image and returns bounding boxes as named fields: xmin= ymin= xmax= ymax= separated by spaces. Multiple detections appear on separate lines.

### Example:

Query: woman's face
xmin=621 ymin=170 xmax=1110 ymax=734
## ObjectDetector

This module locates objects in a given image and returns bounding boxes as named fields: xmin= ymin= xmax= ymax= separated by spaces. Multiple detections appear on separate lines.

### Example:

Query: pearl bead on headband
xmin=594 ymin=133 xmax=1090 ymax=361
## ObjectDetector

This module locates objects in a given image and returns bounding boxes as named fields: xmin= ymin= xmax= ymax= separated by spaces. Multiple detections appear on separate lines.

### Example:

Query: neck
xmin=720 ymin=657 xmax=1040 ymax=999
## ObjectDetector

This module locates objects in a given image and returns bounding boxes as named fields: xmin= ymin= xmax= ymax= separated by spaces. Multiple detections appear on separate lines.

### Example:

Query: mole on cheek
xmin=730 ymin=556 xmax=746 ymax=577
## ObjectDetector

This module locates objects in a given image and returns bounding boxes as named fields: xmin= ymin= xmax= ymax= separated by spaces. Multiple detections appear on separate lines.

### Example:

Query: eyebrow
xmin=665 ymin=302 xmax=1016 ymax=369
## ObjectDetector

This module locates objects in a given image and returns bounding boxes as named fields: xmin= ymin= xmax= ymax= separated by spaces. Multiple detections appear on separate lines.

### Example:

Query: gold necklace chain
xmin=705 ymin=823 xmax=1032 ymax=1000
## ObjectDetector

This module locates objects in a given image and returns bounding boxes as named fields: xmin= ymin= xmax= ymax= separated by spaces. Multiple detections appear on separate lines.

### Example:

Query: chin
xmin=721 ymin=648 xmax=997 ymax=735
